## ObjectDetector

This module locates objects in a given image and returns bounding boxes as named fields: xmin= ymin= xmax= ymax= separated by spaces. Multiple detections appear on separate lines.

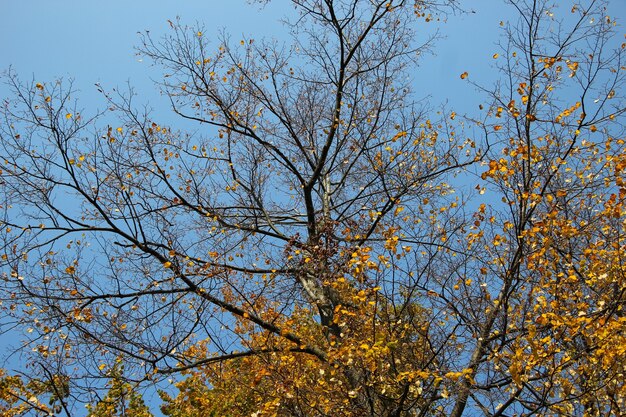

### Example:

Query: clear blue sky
xmin=0 ymin=0 xmax=528 ymax=117
xmin=1 ymin=1 xmax=293 ymax=117
xmin=2 ymin=1 xmax=625 ymax=113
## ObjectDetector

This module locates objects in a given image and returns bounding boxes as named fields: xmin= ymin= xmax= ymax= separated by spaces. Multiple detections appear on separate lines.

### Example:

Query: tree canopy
xmin=1 ymin=0 xmax=625 ymax=416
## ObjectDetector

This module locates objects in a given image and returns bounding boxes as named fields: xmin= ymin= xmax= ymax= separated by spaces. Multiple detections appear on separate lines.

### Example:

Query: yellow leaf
xmin=509 ymin=362 xmax=522 ymax=386
xmin=65 ymin=113 xmax=72 ymax=119
xmin=492 ymin=53 xmax=499 ymax=59
xmin=163 ymin=261 xmax=172 ymax=268
xmin=460 ymin=71 xmax=468 ymax=80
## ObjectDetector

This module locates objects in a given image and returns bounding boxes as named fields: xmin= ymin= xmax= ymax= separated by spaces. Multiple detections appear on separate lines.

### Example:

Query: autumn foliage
xmin=1 ymin=0 xmax=625 ymax=416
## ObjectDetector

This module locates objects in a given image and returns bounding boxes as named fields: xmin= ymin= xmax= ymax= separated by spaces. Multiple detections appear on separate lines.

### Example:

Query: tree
xmin=1 ymin=0 xmax=625 ymax=416
xmin=85 ymin=366 xmax=153 ymax=417
xmin=0 ymin=368 xmax=70 ymax=417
